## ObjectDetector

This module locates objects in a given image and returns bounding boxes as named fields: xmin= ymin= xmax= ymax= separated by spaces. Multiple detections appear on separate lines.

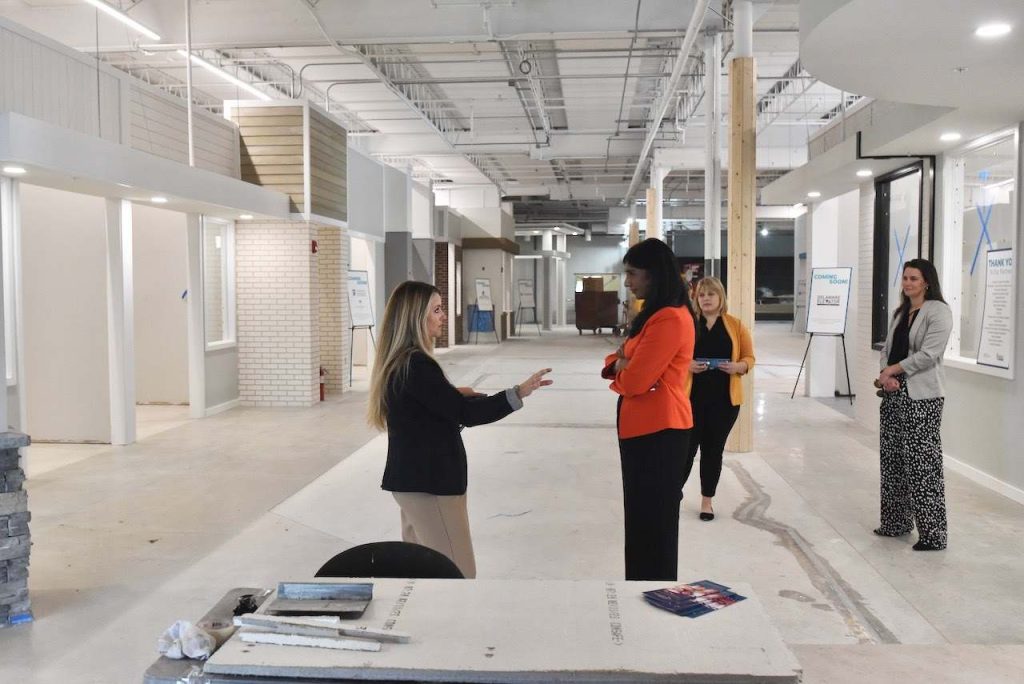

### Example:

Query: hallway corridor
xmin=2 ymin=324 xmax=1022 ymax=682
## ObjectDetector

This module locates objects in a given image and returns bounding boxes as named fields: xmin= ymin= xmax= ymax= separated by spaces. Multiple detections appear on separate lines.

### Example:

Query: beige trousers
xmin=391 ymin=492 xmax=477 ymax=579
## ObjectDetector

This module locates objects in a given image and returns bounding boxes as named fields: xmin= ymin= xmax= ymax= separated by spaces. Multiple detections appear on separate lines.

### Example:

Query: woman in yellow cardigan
xmin=682 ymin=277 xmax=755 ymax=521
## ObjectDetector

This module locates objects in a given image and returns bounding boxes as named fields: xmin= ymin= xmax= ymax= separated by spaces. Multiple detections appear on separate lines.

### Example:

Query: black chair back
xmin=315 ymin=541 xmax=464 ymax=579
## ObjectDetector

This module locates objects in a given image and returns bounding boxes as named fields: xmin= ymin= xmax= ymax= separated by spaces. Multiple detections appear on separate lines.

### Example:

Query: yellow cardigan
xmin=684 ymin=312 xmax=755 ymax=406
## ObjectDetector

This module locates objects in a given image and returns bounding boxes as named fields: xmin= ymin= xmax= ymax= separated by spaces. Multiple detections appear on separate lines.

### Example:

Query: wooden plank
xmin=241 ymin=154 xmax=306 ymax=166
xmin=233 ymin=115 xmax=305 ymax=128
xmin=242 ymin=163 xmax=304 ymax=175
xmin=238 ymin=124 xmax=305 ymax=136
xmin=242 ymin=144 xmax=304 ymax=156
xmin=236 ymin=134 xmax=302 ymax=147
xmin=310 ymin=167 xmax=347 ymax=188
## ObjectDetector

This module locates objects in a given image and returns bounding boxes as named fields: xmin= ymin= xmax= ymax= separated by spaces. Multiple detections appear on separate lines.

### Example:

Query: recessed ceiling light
xmin=807 ymin=191 xmax=821 ymax=198
xmin=117 ymin=182 xmax=132 ymax=188
xmin=2 ymin=166 xmax=27 ymax=175
xmin=975 ymin=23 xmax=1012 ymax=38
xmin=940 ymin=132 xmax=962 ymax=142
xmin=760 ymin=228 xmax=769 ymax=237
xmin=151 ymin=196 xmax=169 ymax=204
xmin=239 ymin=214 xmax=254 ymax=220
xmin=856 ymin=169 xmax=873 ymax=177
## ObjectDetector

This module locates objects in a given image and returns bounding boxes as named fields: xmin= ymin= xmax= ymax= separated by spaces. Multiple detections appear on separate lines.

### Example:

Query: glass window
xmin=949 ymin=131 xmax=1018 ymax=362
xmin=203 ymin=218 xmax=235 ymax=348
xmin=872 ymin=164 xmax=924 ymax=345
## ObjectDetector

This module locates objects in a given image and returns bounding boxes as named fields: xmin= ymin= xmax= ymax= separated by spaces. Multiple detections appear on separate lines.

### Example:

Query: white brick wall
xmin=316 ymin=227 xmax=350 ymax=394
xmin=236 ymin=221 xmax=320 ymax=407
xmin=853 ymin=184 xmax=882 ymax=431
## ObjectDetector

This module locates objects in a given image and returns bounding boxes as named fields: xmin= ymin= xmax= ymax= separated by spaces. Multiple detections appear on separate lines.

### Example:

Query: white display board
xmin=475 ymin=278 xmax=494 ymax=312
xmin=805 ymin=267 xmax=853 ymax=335
xmin=977 ymin=248 xmax=1015 ymax=370
xmin=517 ymin=279 xmax=535 ymax=308
xmin=346 ymin=270 xmax=375 ymax=328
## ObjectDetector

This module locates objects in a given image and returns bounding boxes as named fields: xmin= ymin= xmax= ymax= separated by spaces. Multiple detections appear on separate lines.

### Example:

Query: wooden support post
xmin=645 ymin=187 xmax=660 ymax=241
xmin=726 ymin=55 xmax=756 ymax=454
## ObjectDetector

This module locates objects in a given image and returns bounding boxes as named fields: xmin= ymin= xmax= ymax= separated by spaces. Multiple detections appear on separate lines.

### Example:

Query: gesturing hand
xmin=516 ymin=368 xmax=554 ymax=399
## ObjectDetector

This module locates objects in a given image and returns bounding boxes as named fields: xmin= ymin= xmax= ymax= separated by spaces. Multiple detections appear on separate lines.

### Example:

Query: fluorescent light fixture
xmin=82 ymin=0 xmax=161 ymax=41
xmin=239 ymin=214 xmax=254 ymax=220
xmin=760 ymin=228 xmax=769 ymax=237
xmin=178 ymin=50 xmax=272 ymax=101
xmin=807 ymin=191 xmax=821 ymax=198
xmin=975 ymin=23 xmax=1012 ymax=38
xmin=150 ymin=196 xmax=169 ymax=204
xmin=116 ymin=182 xmax=132 ymax=188
xmin=940 ymin=132 xmax=962 ymax=142
xmin=2 ymin=166 xmax=26 ymax=175
xmin=856 ymin=169 xmax=873 ymax=178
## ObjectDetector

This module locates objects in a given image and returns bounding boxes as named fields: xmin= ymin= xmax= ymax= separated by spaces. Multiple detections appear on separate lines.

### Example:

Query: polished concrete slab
xmin=1 ymin=323 xmax=1022 ymax=682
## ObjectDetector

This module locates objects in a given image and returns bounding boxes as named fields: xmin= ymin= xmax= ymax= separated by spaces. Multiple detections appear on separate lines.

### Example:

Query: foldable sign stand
xmin=515 ymin=279 xmax=541 ymax=336
xmin=791 ymin=267 xmax=854 ymax=405
xmin=346 ymin=271 xmax=377 ymax=387
xmin=470 ymin=278 xmax=500 ymax=344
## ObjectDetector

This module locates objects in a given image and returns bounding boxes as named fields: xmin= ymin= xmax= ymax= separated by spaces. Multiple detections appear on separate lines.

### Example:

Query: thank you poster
xmin=978 ymin=248 xmax=1014 ymax=370
xmin=806 ymin=267 xmax=852 ymax=334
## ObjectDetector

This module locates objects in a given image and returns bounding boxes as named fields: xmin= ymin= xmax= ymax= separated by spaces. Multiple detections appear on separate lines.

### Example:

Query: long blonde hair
xmin=694 ymin=276 xmax=728 ymax=316
xmin=368 ymin=281 xmax=441 ymax=430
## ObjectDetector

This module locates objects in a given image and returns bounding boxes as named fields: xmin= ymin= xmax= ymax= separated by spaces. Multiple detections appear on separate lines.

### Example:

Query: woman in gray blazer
xmin=876 ymin=259 xmax=952 ymax=551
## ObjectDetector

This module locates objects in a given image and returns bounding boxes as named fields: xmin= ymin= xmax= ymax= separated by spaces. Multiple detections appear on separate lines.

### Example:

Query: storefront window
xmin=956 ymin=134 xmax=1017 ymax=360
xmin=203 ymin=218 xmax=235 ymax=348
xmin=872 ymin=164 xmax=924 ymax=345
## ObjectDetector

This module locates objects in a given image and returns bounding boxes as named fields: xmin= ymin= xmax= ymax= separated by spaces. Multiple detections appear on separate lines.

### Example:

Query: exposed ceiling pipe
xmin=622 ymin=0 xmax=709 ymax=204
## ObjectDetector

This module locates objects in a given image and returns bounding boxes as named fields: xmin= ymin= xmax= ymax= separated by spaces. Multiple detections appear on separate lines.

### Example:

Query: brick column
xmin=435 ymin=241 xmax=450 ymax=348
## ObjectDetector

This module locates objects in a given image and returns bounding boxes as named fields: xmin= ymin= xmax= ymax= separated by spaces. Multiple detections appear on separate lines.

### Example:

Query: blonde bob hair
xmin=693 ymin=276 xmax=728 ymax=316
xmin=368 ymin=281 xmax=441 ymax=430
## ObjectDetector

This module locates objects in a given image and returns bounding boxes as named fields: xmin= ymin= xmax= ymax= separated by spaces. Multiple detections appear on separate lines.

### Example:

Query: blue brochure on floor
xmin=642 ymin=580 xmax=746 ymax=618
xmin=694 ymin=358 xmax=730 ymax=370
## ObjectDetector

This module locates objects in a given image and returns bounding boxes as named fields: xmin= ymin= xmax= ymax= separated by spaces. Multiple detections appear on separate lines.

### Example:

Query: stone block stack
xmin=0 ymin=432 xmax=31 ymax=628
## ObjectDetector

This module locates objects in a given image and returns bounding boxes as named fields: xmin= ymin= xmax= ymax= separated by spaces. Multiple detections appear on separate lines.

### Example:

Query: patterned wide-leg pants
xmin=878 ymin=377 xmax=948 ymax=547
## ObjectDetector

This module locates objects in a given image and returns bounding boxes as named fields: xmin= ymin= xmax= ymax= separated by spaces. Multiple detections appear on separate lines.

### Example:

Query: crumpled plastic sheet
xmin=157 ymin=620 xmax=216 ymax=660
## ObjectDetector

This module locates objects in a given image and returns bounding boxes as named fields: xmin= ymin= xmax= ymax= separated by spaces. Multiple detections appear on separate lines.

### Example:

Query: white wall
xmin=461 ymin=248 xmax=507 ymax=334
xmin=133 ymin=204 xmax=189 ymax=405
xmin=835 ymin=190 xmax=861 ymax=394
xmin=804 ymin=198 xmax=840 ymax=397
xmin=21 ymin=184 xmax=111 ymax=442
xmin=383 ymin=165 xmax=410 ymax=233
xmin=347 ymin=148 xmax=385 ymax=240
xmin=411 ymin=181 xmax=434 ymax=239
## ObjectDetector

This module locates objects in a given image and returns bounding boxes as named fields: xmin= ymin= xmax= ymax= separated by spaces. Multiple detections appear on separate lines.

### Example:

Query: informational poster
xmin=805 ymin=267 xmax=853 ymax=334
xmin=517 ymin=280 xmax=535 ymax=308
xmin=474 ymin=278 xmax=494 ymax=312
xmin=977 ymin=248 xmax=1014 ymax=370
xmin=346 ymin=270 xmax=375 ymax=327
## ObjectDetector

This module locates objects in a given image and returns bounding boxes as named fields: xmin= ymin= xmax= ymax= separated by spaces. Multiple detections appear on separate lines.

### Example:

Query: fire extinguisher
xmin=319 ymin=366 xmax=327 ymax=401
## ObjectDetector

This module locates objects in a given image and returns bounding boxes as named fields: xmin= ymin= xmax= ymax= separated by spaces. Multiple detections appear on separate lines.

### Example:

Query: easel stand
xmin=514 ymin=304 xmax=541 ymax=336
xmin=469 ymin=302 xmax=500 ymax=344
xmin=349 ymin=325 xmax=376 ymax=387
xmin=791 ymin=332 xmax=855 ymax=405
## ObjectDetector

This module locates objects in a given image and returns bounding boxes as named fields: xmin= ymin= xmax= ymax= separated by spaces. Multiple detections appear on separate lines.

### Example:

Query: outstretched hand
xmin=516 ymin=368 xmax=554 ymax=399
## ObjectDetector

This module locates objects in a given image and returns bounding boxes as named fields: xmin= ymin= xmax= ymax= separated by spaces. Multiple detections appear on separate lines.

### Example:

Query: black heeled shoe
xmin=699 ymin=509 xmax=715 ymax=521
xmin=912 ymin=540 xmax=945 ymax=551
xmin=873 ymin=527 xmax=909 ymax=537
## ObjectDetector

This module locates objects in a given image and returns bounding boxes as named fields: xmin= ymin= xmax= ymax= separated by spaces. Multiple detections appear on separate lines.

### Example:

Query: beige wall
xmin=21 ymin=184 xmax=110 ymax=442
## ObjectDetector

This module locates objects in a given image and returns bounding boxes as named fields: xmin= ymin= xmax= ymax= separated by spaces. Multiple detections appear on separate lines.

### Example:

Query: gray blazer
xmin=880 ymin=300 xmax=953 ymax=400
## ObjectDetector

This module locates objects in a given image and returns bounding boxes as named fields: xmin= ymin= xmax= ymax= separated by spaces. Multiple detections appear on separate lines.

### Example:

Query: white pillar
xmin=704 ymin=31 xmax=722 ymax=277
xmin=805 ymin=198 xmax=839 ymax=398
xmin=0 ymin=179 xmax=9 ymax=429
xmin=105 ymin=198 xmax=136 ymax=445
xmin=186 ymin=213 xmax=206 ymax=418
xmin=649 ymin=165 xmax=669 ymax=241
xmin=541 ymin=256 xmax=555 ymax=331
xmin=734 ymin=0 xmax=754 ymax=58
xmin=556 ymin=258 xmax=567 ymax=326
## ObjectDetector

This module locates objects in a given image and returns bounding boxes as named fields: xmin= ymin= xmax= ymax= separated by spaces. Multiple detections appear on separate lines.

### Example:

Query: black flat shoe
xmin=873 ymin=527 xmax=910 ymax=537
xmin=913 ymin=540 xmax=945 ymax=551
xmin=699 ymin=510 xmax=715 ymax=521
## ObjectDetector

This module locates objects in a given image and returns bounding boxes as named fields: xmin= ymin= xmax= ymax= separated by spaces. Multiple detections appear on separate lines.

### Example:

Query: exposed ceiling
xmin=0 ymin=0 xmax=858 ymax=222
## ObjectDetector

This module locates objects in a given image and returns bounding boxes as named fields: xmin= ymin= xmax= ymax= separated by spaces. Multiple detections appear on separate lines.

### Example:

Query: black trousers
xmin=682 ymin=392 xmax=740 ymax=497
xmin=619 ymin=428 xmax=690 ymax=581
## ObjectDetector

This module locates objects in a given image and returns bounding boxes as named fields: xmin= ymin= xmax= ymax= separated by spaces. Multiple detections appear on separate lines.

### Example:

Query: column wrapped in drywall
xmin=235 ymin=220 xmax=319 ymax=406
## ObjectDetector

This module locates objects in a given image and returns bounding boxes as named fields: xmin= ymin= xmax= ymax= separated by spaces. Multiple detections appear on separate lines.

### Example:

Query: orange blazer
xmin=603 ymin=306 xmax=695 ymax=439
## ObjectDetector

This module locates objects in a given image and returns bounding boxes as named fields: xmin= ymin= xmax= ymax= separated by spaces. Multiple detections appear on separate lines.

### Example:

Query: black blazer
xmin=381 ymin=351 xmax=515 ymax=495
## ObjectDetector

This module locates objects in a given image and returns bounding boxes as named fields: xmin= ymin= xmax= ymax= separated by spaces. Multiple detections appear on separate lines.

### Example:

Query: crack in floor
xmin=728 ymin=460 xmax=899 ymax=645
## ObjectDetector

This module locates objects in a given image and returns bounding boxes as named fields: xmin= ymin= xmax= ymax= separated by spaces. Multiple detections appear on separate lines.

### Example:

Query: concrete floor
xmin=1 ymin=323 xmax=1022 ymax=682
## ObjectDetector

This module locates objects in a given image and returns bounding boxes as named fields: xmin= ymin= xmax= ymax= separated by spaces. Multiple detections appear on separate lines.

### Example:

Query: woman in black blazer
xmin=369 ymin=281 xmax=551 ymax=577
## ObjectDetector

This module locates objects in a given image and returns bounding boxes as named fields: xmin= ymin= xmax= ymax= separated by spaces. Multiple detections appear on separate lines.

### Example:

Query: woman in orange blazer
xmin=602 ymin=238 xmax=696 ymax=581
xmin=683 ymin=277 xmax=755 ymax=521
